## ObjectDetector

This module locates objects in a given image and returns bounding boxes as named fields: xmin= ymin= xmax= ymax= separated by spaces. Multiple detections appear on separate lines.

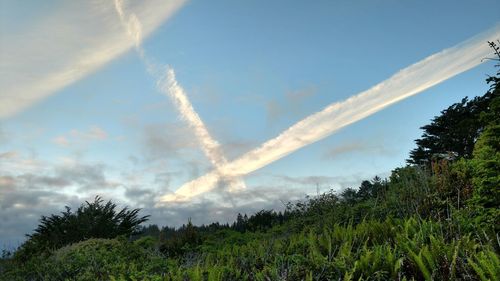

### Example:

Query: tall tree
xmin=408 ymin=41 xmax=500 ymax=166
xmin=407 ymin=96 xmax=494 ymax=165
xmin=18 ymin=196 xmax=149 ymax=258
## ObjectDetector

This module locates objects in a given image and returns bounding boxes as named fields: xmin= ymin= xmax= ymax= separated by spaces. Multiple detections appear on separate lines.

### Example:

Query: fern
xmin=468 ymin=250 xmax=500 ymax=281
xmin=409 ymin=248 xmax=432 ymax=281
xmin=449 ymin=239 xmax=460 ymax=279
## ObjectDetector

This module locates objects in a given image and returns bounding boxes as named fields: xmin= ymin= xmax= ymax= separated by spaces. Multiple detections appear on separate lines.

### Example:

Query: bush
xmin=1 ymin=238 xmax=169 ymax=281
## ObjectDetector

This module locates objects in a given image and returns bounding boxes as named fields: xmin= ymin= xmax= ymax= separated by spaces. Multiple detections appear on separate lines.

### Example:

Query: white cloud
xmin=0 ymin=0 xmax=186 ymax=119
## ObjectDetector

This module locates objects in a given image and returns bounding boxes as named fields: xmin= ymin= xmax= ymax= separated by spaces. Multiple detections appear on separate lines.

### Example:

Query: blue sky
xmin=1 ymin=0 xmax=499 ymax=248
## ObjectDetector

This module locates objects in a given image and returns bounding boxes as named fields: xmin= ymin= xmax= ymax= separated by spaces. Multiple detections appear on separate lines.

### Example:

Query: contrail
xmin=113 ymin=0 xmax=156 ymax=72
xmin=113 ymin=0 xmax=246 ymax=192
xmin=157 ymin=69 xmax=247 ymax=191
xmin=0 ymin=0 xmax=185 ymax=119
xmin=159 ymin=24 xmax=500 ymax=203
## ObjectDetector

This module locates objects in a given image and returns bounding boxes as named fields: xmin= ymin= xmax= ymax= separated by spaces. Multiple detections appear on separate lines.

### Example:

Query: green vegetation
xmin=11 ymin=196 xmax=150 ymax=264
xmin=1 ymin=42 xmax=499 ymax=281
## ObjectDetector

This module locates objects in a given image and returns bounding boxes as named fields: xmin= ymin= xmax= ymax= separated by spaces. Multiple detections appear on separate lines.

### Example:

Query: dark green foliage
xmin=407 ymin=94 xmax=495 ymax=166
xmin=133 ymin=224 xmax=161 ymax=240
xmin=1 ymin=238 xmax=170 ymax=281
xmin=159 ymin=219 xmax=202 ymax=257
xmin=15 ymin=196 xmax=149 ymax=260
xmin=466 ymin=41 xmax=500 ymax=232
xmin=468 ymin=123 xmax=500 ymax=232
xmin=340 ymin=187 xmax=359 ymax=205
xmin=6 ymin=217 xmax=496 ymax=281
xmin=232 ymin=210 xmax=288 ymax=233
xmin=471 ymin=125 xmax=500 ymax=207
xmin=245 ymin=210 xmax=286 ymax=232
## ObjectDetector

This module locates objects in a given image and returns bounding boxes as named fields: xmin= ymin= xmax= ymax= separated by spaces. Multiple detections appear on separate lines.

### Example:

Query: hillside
xmin=0 ymin=42 xmax=499 ymax=281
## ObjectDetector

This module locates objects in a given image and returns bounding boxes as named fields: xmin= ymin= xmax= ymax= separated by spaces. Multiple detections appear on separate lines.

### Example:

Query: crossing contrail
xmin=157 ymin=69 xmax=247 ymax=191
xmin=113 ymin=0 xmax=246 ymax=192
xmin=158 ymin=24 xmax=500 ymax=203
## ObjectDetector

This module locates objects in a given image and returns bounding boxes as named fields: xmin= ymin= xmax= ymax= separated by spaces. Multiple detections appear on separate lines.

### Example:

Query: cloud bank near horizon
xmin=159 ymin=24 xmax=500 ymax=204
xmin=0 ymin=0 xmax=186 ymax=119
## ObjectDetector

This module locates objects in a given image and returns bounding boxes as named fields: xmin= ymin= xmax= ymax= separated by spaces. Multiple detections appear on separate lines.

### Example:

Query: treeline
xmin=0 ymin=42 xmax=499 ymax=281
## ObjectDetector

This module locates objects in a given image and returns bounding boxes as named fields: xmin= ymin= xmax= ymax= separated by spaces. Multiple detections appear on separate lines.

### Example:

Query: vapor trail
xmin=157 ymin=69 xmax=246 ymax=191
xmin=113 ymin=0 xmax=155 ymax=72
xmin=113 ymin=0 xmax=246 ymax=191
xmin=159 ymin=24 xmax=500 ymax=203
xmin=0 ymin=0 xmax=185 ymax=119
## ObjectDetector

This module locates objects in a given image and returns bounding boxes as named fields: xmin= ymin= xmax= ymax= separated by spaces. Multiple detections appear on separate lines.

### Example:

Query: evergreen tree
xmin=357 ymin=180 xmax=374 ymax=200
xmin=408 ymin=41 xmax=500 ymax=166
xmin=340 ymin=187 xmax=358 ymax=205
xmin=17 ymin=196 xmax=149 ymax=258
xmin=407 ymin=95 xmax=494 ymax=165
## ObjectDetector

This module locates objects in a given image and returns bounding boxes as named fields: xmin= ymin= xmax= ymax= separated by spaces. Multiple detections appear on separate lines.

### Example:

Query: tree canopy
xmin=16 ymin=196 xmax=149 ymax=259
xmin=408 ymin=41 xmax=500 ymax=166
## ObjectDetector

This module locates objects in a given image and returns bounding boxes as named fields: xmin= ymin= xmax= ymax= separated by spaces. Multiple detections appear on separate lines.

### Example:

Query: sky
xmin=1 ymin=0 xmax=499 ymax=249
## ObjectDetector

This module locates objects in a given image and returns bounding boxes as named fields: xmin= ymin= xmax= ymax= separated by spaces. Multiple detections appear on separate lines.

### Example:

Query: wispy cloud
xmin=323 ymin=141 xmax=395 ymax=160
xmin=52 ymin=136 xmax=70 ymax=147
xmin=0 ymin=0 xmax=186 ymax=119
xmin=52 ymin=126 xmax=108 ymax=147
xmin=0 ymin=151 xmax=18 ymax=160
xmin=159 ymin=24 xmax=500 ymax=203
xmin=141 ymin=122 xmax=199 ymax=160
xmin=266 ymin=86 xmax=317 ymax=124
